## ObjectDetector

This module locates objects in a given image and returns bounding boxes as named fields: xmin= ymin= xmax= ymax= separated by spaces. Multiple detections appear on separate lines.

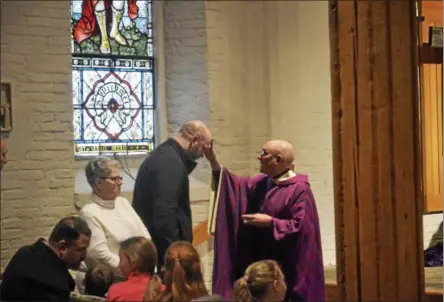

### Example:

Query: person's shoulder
xmin=3 ymin=241 xmax=47 ymax=279
xmin=115 ymin=196 xmax=135 ymax=210
xmin=141 ymin=145 xmax=182 ymax=169
xmin=15 ymin=242 xmax=33 ymax=254
xmin=107 ymin=280 xmax=129 ymax=298
xmin=79 ymin=202 xmax=102 ymax=218
xmin=6 ymin=243 xmax=34 ymax=266
xmin=294 ymin=173 xmax=309 ymax=183
xmin=115 ymin=195 xmax=130 ymax=204
xmin=286 ymin=174 xmax=316 ymax=201
xmin=147 ymin=140 xmax=177 ymax=157
xmin=283 ymin=173 xmax=310 ymax=189
xmin=11 ymin=240 xmax=41 ymax=260
xmin=146 ymin=154 xmax=184 ymax=174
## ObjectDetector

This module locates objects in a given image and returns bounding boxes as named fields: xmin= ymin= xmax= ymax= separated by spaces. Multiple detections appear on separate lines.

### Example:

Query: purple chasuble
xmin=211 ymin=168 xmax=325 ymax=302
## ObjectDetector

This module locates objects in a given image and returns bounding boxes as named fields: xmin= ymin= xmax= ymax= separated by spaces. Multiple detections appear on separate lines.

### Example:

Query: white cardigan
xmin=79 ymin=194 xmax=151 ymax=274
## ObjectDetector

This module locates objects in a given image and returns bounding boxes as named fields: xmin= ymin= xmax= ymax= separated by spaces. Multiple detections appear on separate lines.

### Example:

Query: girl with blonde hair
xmin=232 ymin=260 xmax=287 ymax=302
xmin=107 ymin=237 xmax=157 ymax=301
xmin=144 ymin=241 xmax=208 ymax=302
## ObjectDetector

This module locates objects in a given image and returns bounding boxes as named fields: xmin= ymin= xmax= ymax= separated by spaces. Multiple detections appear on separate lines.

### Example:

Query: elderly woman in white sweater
xmin=79 ymin=157 xmax=151 ymax=276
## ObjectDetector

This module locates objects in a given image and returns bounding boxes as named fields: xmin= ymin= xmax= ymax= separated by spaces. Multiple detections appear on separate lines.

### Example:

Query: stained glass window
xmin=71 ymin=0 xmax=155 ymax=157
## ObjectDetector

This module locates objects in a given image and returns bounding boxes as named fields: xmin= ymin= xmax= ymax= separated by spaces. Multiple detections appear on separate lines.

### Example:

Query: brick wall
xmin=205 ymin=1 xmax=272 ymax=175
xmin=163 ymin=0 xmax=211 ymax=184
xmin=267 ymin=1 xmax=337 ymax=265
xmin=0 ymin=1 xmax=75 ymax=269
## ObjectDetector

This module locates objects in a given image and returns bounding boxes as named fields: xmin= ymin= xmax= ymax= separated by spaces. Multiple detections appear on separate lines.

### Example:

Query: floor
xmin=324 ymin=266 xmax=443 ymax=290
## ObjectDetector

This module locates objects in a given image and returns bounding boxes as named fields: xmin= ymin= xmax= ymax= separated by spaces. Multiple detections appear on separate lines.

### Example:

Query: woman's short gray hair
xmin=85 ymin=157 xmax=120 ymax=188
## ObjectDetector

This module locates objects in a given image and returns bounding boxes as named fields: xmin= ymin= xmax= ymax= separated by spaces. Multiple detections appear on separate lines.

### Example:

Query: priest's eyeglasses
xmin=260 ymin=149 xmax=280 ymax=162
xmin=260 ymin=149 xmax=273 ymax=158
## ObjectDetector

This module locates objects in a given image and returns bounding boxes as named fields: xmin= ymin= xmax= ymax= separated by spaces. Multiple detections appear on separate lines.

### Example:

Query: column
xmin=329 ymin=0 xmax=425 ymax=301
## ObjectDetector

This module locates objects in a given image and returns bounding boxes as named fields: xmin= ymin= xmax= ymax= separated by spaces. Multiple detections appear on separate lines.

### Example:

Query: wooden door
xmin=420 ymin=1 xmax=443 ymax=213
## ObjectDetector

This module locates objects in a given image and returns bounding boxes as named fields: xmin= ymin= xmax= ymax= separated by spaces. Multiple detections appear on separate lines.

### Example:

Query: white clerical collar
xmin=274 ymin=169 xmax=296 ymax=182
xmin=91 ymin=193 xmax=116 ymax=209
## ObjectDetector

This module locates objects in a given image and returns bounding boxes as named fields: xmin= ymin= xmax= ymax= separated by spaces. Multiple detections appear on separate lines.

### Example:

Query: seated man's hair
xmin=48 ymin=216 xmax=91 ymax=244
xmin=84 ymin=263 xmax=114 ymax=297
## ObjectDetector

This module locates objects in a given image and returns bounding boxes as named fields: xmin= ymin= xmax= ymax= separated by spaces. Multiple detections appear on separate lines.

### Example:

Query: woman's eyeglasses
xmin=100 ymin=176 xmax=123 ymax=182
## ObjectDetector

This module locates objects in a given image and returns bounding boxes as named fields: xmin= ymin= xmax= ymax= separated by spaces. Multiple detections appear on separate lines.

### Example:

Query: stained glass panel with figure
xmin=71 ymin=0 xmax=153 ymax=56
xmin=71 ymin=0 xmax=155 ymax=157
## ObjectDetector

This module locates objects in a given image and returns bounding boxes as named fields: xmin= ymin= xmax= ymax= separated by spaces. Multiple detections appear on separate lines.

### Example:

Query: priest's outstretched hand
xmin=204 ymin=139 xmax=221 ymax=171
xmin=242 ymin=213 xmax=272 ymax=227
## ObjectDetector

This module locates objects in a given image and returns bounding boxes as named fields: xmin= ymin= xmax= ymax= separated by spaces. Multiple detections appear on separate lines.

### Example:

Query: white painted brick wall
xmin=163 ymin=0 xmax=211 ymax=184
xmin=257 ymin=1 xmax=337 ymax=266
xmin=205 ymin=1 xmax=271 ymax=178
xmin=0 ymin=0 xmax=75 ymax=269
xmin=423 ymin=213 xmax=443 ymax=248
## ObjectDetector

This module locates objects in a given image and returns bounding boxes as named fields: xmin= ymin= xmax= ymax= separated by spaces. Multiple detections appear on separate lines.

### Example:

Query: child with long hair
xmin=107 ymin=236 xmax=157 ymax=301
xmin=144 ymin=241 xmax=208 ymax=302
xmin=232 ymin=260 xmax=287 ymax=302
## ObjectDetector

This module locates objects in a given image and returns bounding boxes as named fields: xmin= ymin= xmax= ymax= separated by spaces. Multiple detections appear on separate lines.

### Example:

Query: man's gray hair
xmin=85 ymin=157 xmax=120 ymax=188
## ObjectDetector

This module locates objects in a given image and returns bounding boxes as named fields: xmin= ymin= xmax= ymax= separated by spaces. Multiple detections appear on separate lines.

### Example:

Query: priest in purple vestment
xmin=205 ymin=140 xmax=325 ymax=302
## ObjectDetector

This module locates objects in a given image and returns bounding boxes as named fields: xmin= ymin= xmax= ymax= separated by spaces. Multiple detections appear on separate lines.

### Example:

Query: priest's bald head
xmin=175 ymin=120 xmax=212 ymax=161
xmin=258 ymin=140 xmax=295 ymax=177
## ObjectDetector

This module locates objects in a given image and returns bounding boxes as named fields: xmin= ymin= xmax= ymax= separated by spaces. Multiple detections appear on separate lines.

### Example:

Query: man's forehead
xmin=262 ymin=142 xmax=275 ymax=150
xmin=199 ymin=130 xmax=212 ymax=142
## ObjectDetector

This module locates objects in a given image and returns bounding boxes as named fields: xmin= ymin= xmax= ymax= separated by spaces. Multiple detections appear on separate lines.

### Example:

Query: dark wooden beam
xmin=420 ymin=43 xmax=443 ymax=64
xmin=329 ymin=0 xmax=425 ymax=301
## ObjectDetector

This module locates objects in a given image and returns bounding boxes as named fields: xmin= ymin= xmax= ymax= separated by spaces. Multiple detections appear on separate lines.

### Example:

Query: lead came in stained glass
xmin=71 ymin=0 xmax=155 ymax=157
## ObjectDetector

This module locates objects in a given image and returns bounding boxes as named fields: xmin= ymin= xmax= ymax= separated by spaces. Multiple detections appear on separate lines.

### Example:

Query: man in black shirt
xmin=132 ymin=120 xmax=212 ymax=270
xmin=0 ymin=216 xmax=91 ymax=301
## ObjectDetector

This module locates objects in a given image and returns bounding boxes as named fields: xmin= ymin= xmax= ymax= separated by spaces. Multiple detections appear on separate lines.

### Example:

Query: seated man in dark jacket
xmin=0 ymin=216 xmax=91 ymax=301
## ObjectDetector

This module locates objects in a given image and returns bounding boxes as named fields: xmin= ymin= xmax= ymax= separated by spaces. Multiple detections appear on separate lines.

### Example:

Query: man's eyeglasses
xmin=100 ymin=176 xmax=123 ymax=182
xmin=260 ymin=149 xmax=280 ymax=162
